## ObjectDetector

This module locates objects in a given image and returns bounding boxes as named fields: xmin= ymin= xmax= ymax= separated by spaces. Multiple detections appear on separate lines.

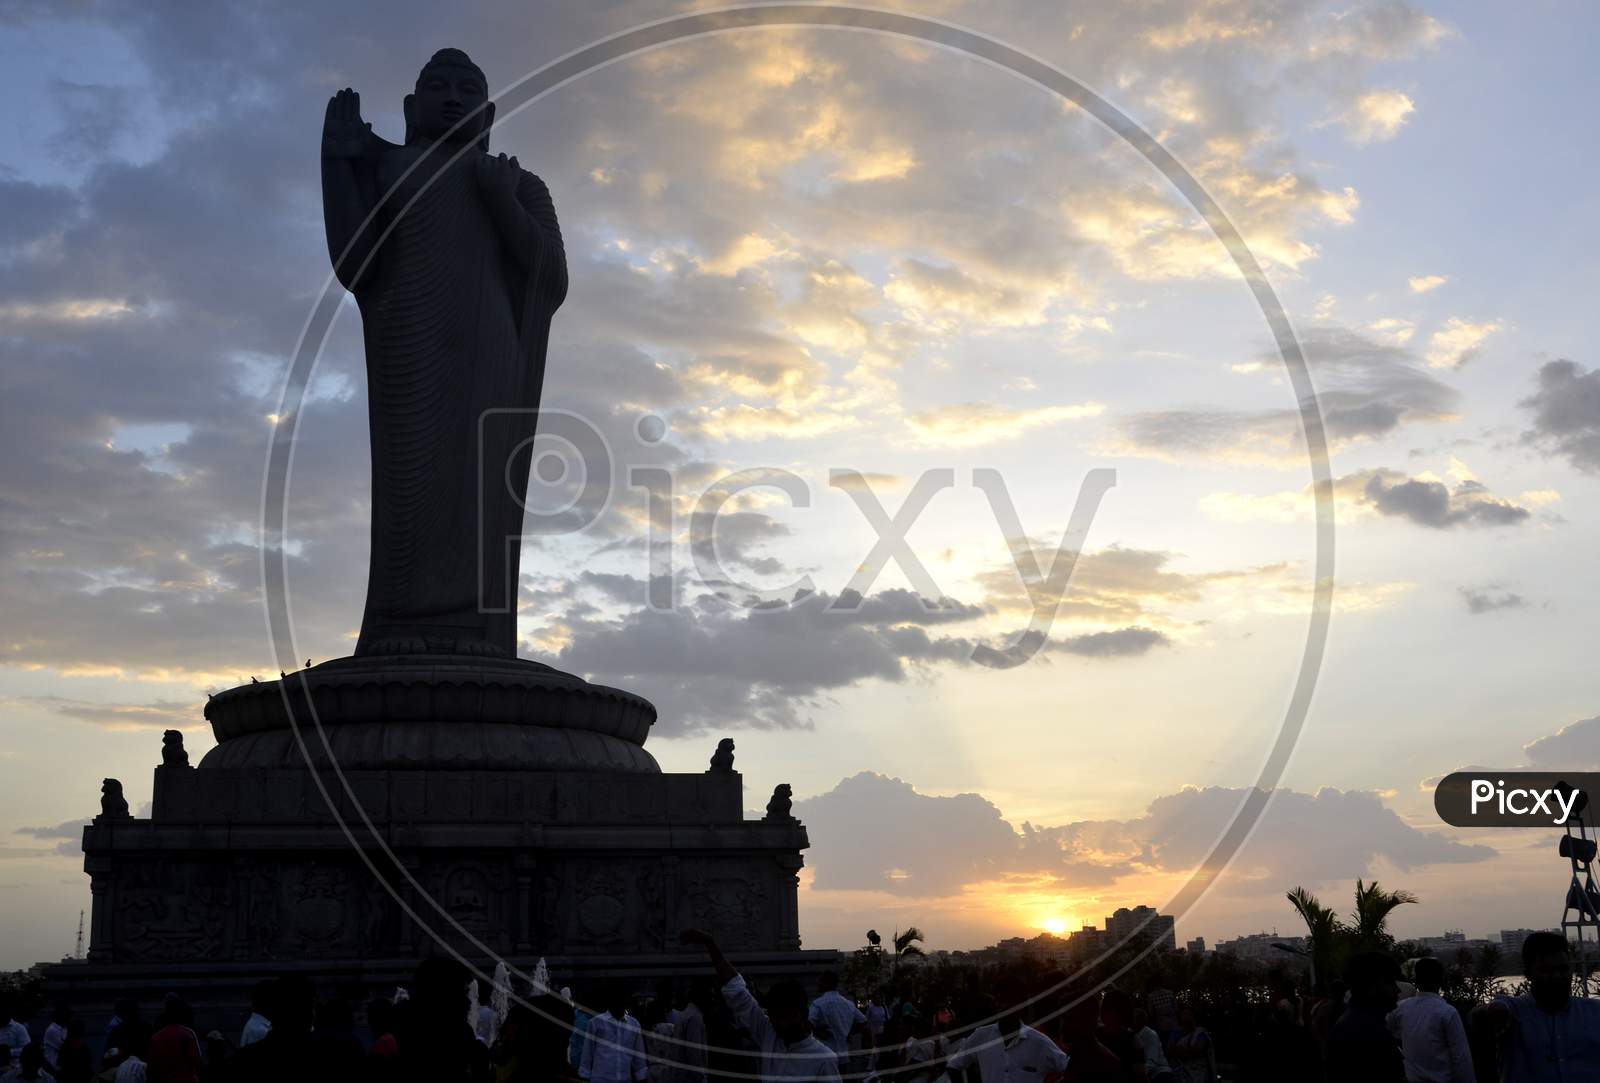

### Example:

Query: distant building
xmin=1068 ymin=925 xmax=1108 ymax=958
xmin=993 ymin=937 xmax=1029 ymax=960
xmin=1415 ymin=929 xmax=1464 ymax=952
xmin=1411 ymin=929 xmax=1502 ymax=961
xmin=1186 ymin=936 xmax=1207 ymax=954
xmin=1215 ymin=932 xmax=1308 ymax=968
xmin=966 ymin=907 xmax=1180 ymax=966
xmin=1500 ymin=928 xmax=1559 ymax=957
xmin=1024 ymin=933 xmax=1074 ymax=966
xmin=1104 ymin=906 xmax=1177 ymax=951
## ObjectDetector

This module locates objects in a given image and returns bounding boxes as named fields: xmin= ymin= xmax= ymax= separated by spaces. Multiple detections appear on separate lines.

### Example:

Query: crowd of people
xmin=0 ymin=929 xmax=1595 ymax=1081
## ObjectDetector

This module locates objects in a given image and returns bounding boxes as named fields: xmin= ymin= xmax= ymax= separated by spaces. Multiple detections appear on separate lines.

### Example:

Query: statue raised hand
xmin=321 ymin=87 xmax=373 ymax=160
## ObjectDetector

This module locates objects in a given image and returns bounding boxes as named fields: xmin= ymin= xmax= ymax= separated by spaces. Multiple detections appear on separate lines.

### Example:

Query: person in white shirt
xmin=40 ymin=1007 xmax=68 ymax=1074
xmin=580 ymin=987 xmax=650 ymax=1083
xmin=946 ymin=981 xmax=1069 ymax=1083
xmin=1387 ymin=957 xmax=1473 ymax=1083
xmin=807 ymin=972 xmax=866 ymax=1062
xmin=865 ymin=999 xmax=887 ymax=1039
xmin=112 ymin=1053 xmax=147 ymax=1083
xmin=1132 ymin=1008 xmax=1175 ymax=1082
xmin=899 ymin=1015 xmax=947 ymax=1083
xmin=671 ymin=989 xmax=709 ymax=1083
xmin=472 ymin=980 xmax=499 ymax=1046
xmin=680 ymin=928 xmax=840 ymax=1081
xmin=239 ymin=981 xmax=273 ymax=1048
xmin=863 ymin=997 xmax=889 ymax=1073
xmin=0 ymin=1003 xmax=28 ymax=1063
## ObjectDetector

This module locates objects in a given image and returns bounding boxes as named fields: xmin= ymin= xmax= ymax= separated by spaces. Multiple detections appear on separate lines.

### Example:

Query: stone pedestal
xmin=47 ymin=656 xmax=835 ymax=1025
xmin=201 ymin=654 xmax=661 ymax=772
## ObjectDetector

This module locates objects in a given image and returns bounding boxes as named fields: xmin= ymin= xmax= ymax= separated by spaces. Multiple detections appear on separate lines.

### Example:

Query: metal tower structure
xmin=1559 ymin=789 xmax=1599 ymax=996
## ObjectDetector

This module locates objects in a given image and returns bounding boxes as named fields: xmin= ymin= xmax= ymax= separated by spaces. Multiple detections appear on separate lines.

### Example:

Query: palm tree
xmin=1349 ymin=879 xmax=1418 ymax=949
xmin=1287 ymin=886 xmax=1341 ymax=983
xmin=892 ymin=927 xmax=926 ymax=971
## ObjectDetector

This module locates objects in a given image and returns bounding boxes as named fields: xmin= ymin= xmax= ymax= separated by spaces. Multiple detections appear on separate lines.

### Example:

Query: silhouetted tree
xmin=1286 ymin=886 xmax=1342 ymax=983
xmin=1349 ymin=878 xmax=1418 ymax=951
xmin=892 ymin=927 xmax=927 ymax=975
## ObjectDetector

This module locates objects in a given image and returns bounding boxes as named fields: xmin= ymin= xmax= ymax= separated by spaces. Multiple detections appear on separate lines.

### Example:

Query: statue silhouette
xmin=321 ymin=48 xmax=568 ymax=659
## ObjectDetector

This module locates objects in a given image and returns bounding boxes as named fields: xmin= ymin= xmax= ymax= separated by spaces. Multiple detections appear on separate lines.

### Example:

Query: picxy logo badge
xmin=1434 ymin=772 xmax=1594 ymax=828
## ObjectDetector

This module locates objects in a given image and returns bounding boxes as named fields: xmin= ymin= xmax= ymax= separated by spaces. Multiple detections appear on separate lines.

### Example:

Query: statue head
xmin=405 ymin=48 xmax=494 ymax=150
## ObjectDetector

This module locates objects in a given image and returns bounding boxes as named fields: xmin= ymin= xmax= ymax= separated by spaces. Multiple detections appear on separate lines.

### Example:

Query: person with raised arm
xmin=678 ymin=929 xmax=840 ymax=1082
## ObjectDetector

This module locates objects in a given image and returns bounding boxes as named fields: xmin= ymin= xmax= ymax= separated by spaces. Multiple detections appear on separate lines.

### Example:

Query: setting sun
xmin=1042 ymin=917 xmax=1068 ymax=936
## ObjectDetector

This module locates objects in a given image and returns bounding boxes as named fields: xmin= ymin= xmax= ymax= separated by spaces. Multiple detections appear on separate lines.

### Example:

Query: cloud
xmin=1113 ymin=407 xmax=1301 ymax=467
xmin=1110 ymin=325 xmax=1458 ymax=466
xmin=1198 ymin=489 xmax=1309 ymax=524
xmin=1338 ymin=90 xmax=1416 ymax=143
xmin=797 ymin=773 xmax=1028 ymax=895
xmin=1357 ymin=470 xmax=1529 ymax=528
xmin=1071 ymin=786 xmax=1491 ymax=886
xmin=1408 ymin=274 xmax=1448 ymax=294
xmin=906 ymin=401 xmax=1104 ymax=448
xmin=1426 ymin=712 xmax=1600 ymax=785
xmin=0 ymin=178 xmax=79 ymax=249
xmin=49 ymin=81 xmax=139 ymax=166
xmin=15 ymin=820 xmax=90 ymax=858
xmin=976 ymin=540 xmax=1410 ymax=638
xmin=1056 ymin=627 xmax=1170 ymax=657
xmin=1459 ymin=586 xmax=1527 ymax=615
xmin=1520 ymin=359 xmax=1600 ymax=473
xmin=794 ymin=773 xmax=1491 ymax=897
xmin=825 ymin=589 xmax=987 ymax=626
xmin=969 ymin=625 xmax=1172 ymax=669
xmin=544 ymin=572 xmax=1188 ymax=732
xmin=547 ymin=587 xmax=987 ymax=733
xmin=694 ymin=232 xmax=791 ymax=276
xmin=1066 ymin=166 xmax=1357 ymax=281
xmin=1202 ymin=464 xmax=1532 ymax=531
xmin=1425 ymin=317 xmax=1501 ymax=368
xmin=1297 ymin=4 xmax=1453 ymax=61
xmin=974 ymin=544 xmax=1224 ymax=626
xmin=1522 ymin=716 xmax=1600 ymax=772
xmin=1368 ymin=317 xmax=1415 ymax=346
xmin=688 ymin=507 xmax=793 ymax=578
xmin=828 ymin=471 xmax=904 ymax=494
xmin=884 ymin=258 xmax=1058 ymax=329
xmin=6 ymin=695 xmax=200 ymax=732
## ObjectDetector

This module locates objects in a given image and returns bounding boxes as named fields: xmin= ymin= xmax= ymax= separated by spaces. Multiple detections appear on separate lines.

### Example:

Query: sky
xmin=2 ymin=0 xmax=1599 ymax=969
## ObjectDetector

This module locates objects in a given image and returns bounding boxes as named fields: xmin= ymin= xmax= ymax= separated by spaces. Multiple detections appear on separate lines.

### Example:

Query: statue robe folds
xmin=339 ymin=145 xmax=567 ymax=658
